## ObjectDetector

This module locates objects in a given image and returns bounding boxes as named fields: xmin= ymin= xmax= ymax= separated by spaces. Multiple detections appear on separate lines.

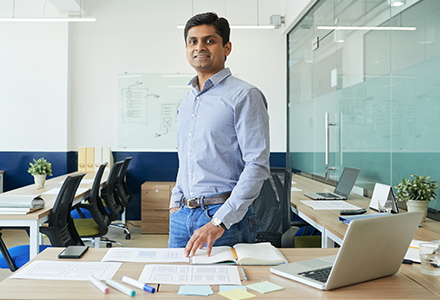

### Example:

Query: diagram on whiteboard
xmin=118 ymin=73 xmax=193 ymax=150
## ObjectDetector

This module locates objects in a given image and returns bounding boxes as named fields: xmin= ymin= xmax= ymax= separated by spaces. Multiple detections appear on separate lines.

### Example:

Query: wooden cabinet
xmin=141 ymin=181 xmax=175 ymax=234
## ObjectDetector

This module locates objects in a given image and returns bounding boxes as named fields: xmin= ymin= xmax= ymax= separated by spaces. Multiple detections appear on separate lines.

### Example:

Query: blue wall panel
xmin=0 ymin=151 xmax=286 ymax=220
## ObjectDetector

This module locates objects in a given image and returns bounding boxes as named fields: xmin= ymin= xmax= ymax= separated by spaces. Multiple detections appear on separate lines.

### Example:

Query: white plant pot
xmin=406 ymin=200 xmax=430 ymax=222
xmin=34 ymin=174 xmax=46 ymax=188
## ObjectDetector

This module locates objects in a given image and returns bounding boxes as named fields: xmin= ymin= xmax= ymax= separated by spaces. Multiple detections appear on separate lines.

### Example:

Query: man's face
xmin=186 ymin=25 xmax=231 ymax=77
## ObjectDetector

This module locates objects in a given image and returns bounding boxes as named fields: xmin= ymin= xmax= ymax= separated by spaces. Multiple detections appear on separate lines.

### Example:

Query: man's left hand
xmin=183 ymin=222 xmax=224 ymax=258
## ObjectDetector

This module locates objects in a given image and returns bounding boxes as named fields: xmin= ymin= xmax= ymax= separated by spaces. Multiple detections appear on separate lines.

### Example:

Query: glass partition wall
xmin=287 ymin=0 xmax=440 ymax=212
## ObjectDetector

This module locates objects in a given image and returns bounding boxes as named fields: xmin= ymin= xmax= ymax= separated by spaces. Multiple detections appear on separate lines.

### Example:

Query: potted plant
xmin=395 ymin=175 xmax=439 ymax=222
xmin=27 ymin=158 xmax=53 ymax=188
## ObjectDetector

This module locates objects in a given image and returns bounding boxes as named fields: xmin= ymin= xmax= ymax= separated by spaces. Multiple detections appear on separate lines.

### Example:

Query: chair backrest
xmin=101 ymin=161 xmax=124 ymax=221
xmin=44 ymin=173 xmax=86 ymax=247
xmin=90 ymin=163 xmax=110 ymax=219
xmin=115 ymin=157 xmax=132 ymax=207
xmin=85 ymin=163 xmax=111 ymax=232
xmin=253 ymin=168 xmax=292 ymax=242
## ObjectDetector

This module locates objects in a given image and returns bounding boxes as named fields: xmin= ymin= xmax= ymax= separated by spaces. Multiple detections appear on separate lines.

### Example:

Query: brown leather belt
xmin=183 ymin=192 xmax=231 ymax=209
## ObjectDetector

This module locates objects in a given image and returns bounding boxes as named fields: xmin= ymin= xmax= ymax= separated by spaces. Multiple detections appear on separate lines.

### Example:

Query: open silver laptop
xmin=270 ymin=211 xmax=423 ymax=291
xmin=303 ymin=167 xmax=360 ymax=200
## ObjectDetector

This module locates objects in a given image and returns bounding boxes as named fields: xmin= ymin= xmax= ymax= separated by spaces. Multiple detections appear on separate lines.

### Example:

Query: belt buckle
xmin=186 ymin=198 xmax=199 ymax=209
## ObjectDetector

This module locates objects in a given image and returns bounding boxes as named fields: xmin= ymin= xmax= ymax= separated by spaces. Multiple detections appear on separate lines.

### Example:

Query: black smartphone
xmin=58 ymin=245 xmax=89 ymax=259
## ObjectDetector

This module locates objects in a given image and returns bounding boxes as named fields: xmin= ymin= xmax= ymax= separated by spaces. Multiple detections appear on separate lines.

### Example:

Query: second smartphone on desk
xmin=58 ymin=245 xmax=89 ymax=259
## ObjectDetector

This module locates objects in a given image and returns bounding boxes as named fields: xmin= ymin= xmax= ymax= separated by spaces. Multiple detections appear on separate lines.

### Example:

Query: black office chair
xmin=254 ymin=167 xmax=313 ymax=248
xmin=72 ymin=163 xmax=122 ymax=248
xmin=112 ymin=157 xmax=132 ymax=239
xmin=0 ymin=173 xmax=86 ymax=271
xmin=101 ymin=161 xmax=131 ymax=239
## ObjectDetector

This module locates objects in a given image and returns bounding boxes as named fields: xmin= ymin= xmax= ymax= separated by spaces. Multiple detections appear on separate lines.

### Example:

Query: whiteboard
xmin=118 ymin=73 xmax=194 ymax=150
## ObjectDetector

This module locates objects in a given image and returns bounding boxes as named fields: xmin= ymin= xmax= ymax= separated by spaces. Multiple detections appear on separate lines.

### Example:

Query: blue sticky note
xmin=178 ymin=285 xmax=214 ymax=296
xmin=219 ymin=285 xmax=247 ymax=293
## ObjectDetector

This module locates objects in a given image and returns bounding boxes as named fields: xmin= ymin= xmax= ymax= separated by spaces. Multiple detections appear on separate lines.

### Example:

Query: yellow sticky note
xmin=218 ymin=288 xmax=256 ymax=300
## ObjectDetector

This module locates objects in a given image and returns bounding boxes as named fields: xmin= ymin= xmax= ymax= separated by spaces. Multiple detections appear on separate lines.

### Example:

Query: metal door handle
xmin=325 ymin=112 xmax=336 ymax=180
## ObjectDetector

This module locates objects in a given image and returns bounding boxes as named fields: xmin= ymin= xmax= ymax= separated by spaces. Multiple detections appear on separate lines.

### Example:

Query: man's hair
xmin=184 ymin=12 xmax=230 ymax=46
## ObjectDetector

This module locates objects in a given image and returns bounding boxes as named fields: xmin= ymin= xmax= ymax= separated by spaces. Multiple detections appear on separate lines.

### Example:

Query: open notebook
xmin=190 ymin=242 xmax=287 ymax=265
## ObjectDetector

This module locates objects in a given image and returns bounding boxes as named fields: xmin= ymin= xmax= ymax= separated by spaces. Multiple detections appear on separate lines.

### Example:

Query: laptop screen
xmin=334 ymin=167 xmax=361 ymax=197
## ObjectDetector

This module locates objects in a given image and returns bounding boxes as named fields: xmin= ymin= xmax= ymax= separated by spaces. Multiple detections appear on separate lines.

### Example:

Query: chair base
xmin=81 ymin=237 xmax=124 ymax=248
xmin=109 ymin=222 xmax=131 ymax=240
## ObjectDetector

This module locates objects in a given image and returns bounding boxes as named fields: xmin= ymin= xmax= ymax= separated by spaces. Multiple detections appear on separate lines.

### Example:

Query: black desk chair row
xmin=102 ymin=158 xmax=132 ymax=240
xmin=73 ymin=163 xmax=122 ymax=248
xmin=0 ymin=173 xmax=86 ymax=271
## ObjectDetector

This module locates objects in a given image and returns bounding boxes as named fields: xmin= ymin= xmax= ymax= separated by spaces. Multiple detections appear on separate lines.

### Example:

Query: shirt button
xmin=189 ymin=133 xmax=192 ymax=136
xmin=187 ymin=152 xmax=190 ymax=156
xmin=192 ymin=114 xmax=195 ymax=117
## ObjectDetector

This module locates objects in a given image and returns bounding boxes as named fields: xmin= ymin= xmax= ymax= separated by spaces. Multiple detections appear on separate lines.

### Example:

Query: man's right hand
xmin=169 ymin=207 xmax=180 ymax=214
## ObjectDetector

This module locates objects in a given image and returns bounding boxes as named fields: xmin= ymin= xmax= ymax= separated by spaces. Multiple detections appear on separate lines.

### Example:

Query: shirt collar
xmin=188 ymin=68 xmax=232 ymax=90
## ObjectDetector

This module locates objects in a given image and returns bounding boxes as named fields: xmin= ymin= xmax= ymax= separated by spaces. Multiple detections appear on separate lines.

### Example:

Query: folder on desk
xmin=94 ymin=146 xmax=103 ymax=172
xmin=339 ymin=213 xmax=391 ymax=225
xmin=78 ymin=146 xmax=86 ymax=172
xmin=102 ymin=146 xmax=114 ymax=171
xmin=85 ymin=147 xmax=95 ymax=173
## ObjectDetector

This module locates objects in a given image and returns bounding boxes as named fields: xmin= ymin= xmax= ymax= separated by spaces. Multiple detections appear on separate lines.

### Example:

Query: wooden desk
xmin=0 ymin=171 xmax=106 ymax=259
xmin=0 ymin=247 xmax=437 ymax=299
xmin=290 ymin=174 xmax=440 ymax=247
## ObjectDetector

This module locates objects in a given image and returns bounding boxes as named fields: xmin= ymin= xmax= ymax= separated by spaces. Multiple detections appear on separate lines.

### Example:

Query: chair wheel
xmin=106 ymin=243 xmax=112 ymax=248
xmin=125 ymin=234 xmax=131 ymax=240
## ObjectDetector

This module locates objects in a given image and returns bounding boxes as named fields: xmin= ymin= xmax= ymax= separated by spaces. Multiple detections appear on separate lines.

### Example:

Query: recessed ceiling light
xmin=388 ymin=0 xmax=406 ymax=7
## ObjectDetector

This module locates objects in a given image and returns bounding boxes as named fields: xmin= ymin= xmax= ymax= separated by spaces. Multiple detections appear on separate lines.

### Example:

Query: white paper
xmin=404 ymin=240 xmax=427 ymax=263
xmin=139 ymin=264 xmax=241 ymax=285
xmin=43 ymin=187 xmax=89 ymax=195
xmin=10 ymin=261 xmax=121 ymax=281
xmin=101 ymin=247 xmax=189 ymax=263
xmin=291 ymin=187 xmax=302 ymax=192
xmin=300 ymin=200 xmax=360 ymax=210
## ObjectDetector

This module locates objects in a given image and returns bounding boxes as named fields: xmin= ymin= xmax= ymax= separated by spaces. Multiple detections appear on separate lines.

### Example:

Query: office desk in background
xmin=0 ymin=171 xmax=107 ymax=259
xmin=0 ymin=247 xmax=437 ymax=299
xmin=290 ymin=174 xmax=440 ymax=247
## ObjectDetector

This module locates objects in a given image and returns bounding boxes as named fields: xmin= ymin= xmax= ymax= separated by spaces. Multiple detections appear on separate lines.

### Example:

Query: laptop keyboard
xmin=298 ymin=266 xmax=332 ymax=283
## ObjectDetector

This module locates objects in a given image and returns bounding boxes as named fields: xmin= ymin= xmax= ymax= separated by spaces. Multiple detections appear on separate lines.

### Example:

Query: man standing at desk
xmin=168 ymin=12 xmax=270 ymax=257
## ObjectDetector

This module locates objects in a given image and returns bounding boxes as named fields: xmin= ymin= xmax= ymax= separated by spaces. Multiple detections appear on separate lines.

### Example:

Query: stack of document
xmin=339 ymin=213 xmax=391 ymax=225
xmin=0 ymin=195 xmax=45 ymax=214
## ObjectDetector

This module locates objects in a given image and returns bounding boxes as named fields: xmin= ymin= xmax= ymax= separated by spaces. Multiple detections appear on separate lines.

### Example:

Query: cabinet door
xmin=141 ymin=182 xmax=174 ymax=234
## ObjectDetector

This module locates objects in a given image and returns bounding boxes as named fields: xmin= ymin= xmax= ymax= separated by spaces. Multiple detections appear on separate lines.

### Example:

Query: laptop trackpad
xmin=299 ymin=255 xmax=336 ymax=268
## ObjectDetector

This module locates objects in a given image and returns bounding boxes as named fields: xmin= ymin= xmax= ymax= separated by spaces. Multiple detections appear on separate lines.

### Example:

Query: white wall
xmin=69 ymin=0 xmax=287 ymax=152
xmin=0 ymin=0 xmax=308 ymax=153
xmin=0 ymin=21 xmax=68 ymax=151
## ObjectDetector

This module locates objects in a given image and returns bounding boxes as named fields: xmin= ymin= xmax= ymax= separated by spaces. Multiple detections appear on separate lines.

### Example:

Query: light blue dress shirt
xmin=170 ymin=68 xmax=270 ymax=229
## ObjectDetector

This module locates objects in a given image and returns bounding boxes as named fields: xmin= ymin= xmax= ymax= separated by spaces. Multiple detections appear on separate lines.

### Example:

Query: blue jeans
xmin=168 ymin=204 xmax=258 ymax=248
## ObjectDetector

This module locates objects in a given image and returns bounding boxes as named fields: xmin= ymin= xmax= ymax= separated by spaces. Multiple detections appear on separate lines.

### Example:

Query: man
xmin=169 ymin=12 xmax=270 ymax=258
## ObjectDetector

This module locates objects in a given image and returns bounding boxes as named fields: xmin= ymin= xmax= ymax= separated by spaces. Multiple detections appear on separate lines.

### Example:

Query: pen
xmin=88 ymin=275 xmax=109 ymax=294
xmin=402 ymin=259 xmax=413 ymax=265
xmin=105 ymin=278 xmax=136 ymax=297
xmin=241 ymin=266 xmax=248 ymax=281
xmin=121 ymin=276 xmax=156 ymax=293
